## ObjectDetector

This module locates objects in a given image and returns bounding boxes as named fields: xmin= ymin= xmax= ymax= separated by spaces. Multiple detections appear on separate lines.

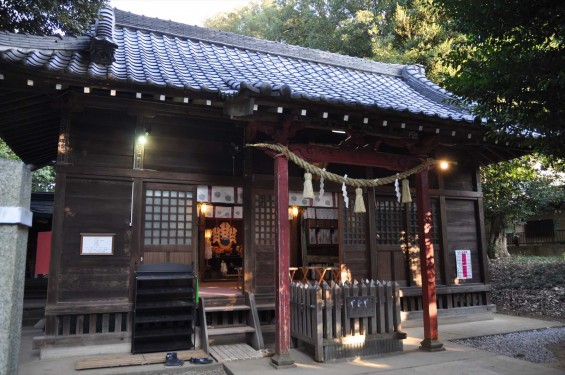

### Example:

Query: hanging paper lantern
xmin=354 ymin=187 xmax=366 ymax=213
xmin=401 ymin=178 xmax=412 ymax=203
xmin=303 ymin=172 xmax=315 ymax=199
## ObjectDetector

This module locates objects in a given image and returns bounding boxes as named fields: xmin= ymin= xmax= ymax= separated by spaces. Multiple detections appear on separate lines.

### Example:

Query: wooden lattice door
xmin=140 ymin=183 xmax=197 ymax=265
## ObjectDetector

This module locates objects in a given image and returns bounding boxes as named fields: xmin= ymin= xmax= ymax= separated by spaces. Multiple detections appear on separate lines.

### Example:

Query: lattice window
xmin=254 ymin=194 xmax=275 ymax=246
xmin=342 ymin=198 xmax=366 ymax=245
xmin=375 ymin=198 xmax=404 ymax=245
xmin=143 ymin=189 xmax=194 ymax=245
xmin=408 ymin=198 xmax=440 ymax=245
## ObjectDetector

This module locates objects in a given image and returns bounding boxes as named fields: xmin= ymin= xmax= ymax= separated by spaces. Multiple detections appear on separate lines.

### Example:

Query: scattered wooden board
xmin=75 ymin=349 xmax=209 ymax=370
xmin=209 ymin=344 xmax=263 ymax=363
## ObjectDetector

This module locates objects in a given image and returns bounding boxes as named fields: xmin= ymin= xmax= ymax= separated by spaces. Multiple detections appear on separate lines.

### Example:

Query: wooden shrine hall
xmin=0 ymin=7 xmax=523 ymax=365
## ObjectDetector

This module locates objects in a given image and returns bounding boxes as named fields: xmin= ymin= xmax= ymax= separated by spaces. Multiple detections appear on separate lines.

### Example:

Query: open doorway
xmin=289 ymin=204 xmax=340 ymax=284
xmin=196 ymin=185 xmax=244 ymax=295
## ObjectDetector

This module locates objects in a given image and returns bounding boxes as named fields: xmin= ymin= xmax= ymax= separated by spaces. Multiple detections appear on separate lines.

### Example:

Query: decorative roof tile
xmin=0 ymin=7 xmax=476 ymax=123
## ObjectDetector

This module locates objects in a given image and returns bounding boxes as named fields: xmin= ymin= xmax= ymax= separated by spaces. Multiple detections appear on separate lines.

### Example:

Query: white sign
xmin=80 ymin=234 xmax=115 ymax=255
xmin=455 ymin=250 xmax=472 ymax=279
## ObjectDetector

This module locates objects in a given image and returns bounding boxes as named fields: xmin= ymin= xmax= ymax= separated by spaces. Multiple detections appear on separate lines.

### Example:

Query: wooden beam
xmin=415 ymin=171 xmax=444 ymax=352
xmin=271 ymin=155 xmax=295 ymax=368
xmin=290 ymin=144 xmax=420 ymax=171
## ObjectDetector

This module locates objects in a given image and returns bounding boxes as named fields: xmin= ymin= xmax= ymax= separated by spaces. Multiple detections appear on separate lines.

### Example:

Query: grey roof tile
xmin=0 ymin=7 xmax=476 ymax=123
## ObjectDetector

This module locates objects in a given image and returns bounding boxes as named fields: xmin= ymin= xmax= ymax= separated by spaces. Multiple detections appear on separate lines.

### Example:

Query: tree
xmin=436 ymin=0 xmax=565 ymax=158
xmin=205 ymin=0 xmax=461 ymax=82
xmin=481 ymin=155 xmax=565 ymax=258
xmin=1 ymin=1 xmax=105 ymax=191
xmin=1 ymin=139 xmax=55 ymax=192
xmin=0 ymin=0 xmax=107 ymax=35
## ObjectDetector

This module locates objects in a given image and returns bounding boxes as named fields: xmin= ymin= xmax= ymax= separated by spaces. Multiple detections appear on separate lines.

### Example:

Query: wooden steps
xmin=205 ymin=305 xmax=250 ymax=313
xmin=208 ymin=326 xmax=256 ymax=336
xmin=209 ymin=344 xmax=263 ymax=363
xmin=199 ymin=292 xmax=264 ymax=354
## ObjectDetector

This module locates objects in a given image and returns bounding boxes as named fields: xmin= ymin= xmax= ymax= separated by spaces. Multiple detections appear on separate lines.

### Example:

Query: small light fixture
xmin=200 ymin=203 xmax=209 ymax=215
xmin=137 ymin=133 xmax=148 ymax=145
xmin=439 ymin=160 xmax=450 ymax=170
xmin=291 ymin=206 xmax=299 ymax=218
xmin=288 ymin=206 xmax=300 ymax=219
xmin=205 ymin=229 xmax=212 ymax=239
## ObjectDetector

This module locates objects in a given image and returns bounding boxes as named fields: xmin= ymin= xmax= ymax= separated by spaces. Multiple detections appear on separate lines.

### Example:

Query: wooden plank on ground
xmin=75 ymin=349 xmax=208 ymax=370
xmin=209 ymin=344 xmax=262 ymax=363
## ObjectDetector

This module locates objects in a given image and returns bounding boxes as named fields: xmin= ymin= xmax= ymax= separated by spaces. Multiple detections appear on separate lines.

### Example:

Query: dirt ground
xmin=490 ymin=257 xmax=565 ymax=370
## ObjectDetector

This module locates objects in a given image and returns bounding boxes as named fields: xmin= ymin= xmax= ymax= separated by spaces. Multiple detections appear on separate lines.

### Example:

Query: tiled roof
xmin=0 ymin=8 xmax=476 ymax=123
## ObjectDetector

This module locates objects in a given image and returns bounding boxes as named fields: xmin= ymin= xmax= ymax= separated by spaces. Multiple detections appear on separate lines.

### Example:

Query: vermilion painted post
xmin=415 ymin=171 xmax=444 ymax=352
xmin=271 ymin=154 xmax=295 ymax=367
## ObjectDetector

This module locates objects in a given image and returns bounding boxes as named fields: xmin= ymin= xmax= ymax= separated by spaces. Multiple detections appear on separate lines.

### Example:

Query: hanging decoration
xmin=319 ymin=168 xmax=326 ymax=198
xmin=303 ymin=172 xmax=315 ymax=199
xmin=342 ymin=175 xmax=349 ymax=208
xmin=354 ymin=187 xmax=366 ymax=213
xmin=401 ymin=179 xmax=412 ymax=203
xmin=394 ymin=175 xmax=401 ymax=203
xmin=247 ymin=143 xmax=439 ymax=210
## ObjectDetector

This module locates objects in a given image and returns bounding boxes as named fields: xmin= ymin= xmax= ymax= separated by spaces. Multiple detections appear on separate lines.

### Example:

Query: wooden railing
xmin=33 ymin=301 xmax=131 ymax=349
xmin=290 ymin=280 xmax=405 ymax=362
xmin=508 ymin=230 xmax=565 ymax=245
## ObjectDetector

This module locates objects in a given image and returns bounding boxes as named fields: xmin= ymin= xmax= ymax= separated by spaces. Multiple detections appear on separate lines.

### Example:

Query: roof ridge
xmin=112 ymin=8 xmax=405 ymax=77
xmin=0 ymin=31 xmax=90 ymax=51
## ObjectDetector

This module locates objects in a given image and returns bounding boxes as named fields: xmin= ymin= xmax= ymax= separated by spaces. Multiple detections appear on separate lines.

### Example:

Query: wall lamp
xmin=199 ymin=202 xmax=209 ymax=216
xmin=137 ymin=128 xmax=151 ymax=145
xmin=438 ymin=160 xmax=456 ymax=170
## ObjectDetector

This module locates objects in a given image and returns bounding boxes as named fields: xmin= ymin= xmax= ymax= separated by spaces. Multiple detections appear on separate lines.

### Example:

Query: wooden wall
xmin=57 ymin=176 xmax=132 ymax=301
xmin=49 ymin=102 xmax=488 ymax=308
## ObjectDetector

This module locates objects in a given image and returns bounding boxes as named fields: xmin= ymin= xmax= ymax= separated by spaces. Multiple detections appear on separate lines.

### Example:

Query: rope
xmin=246 ymin=143 xmax=437 ymax=187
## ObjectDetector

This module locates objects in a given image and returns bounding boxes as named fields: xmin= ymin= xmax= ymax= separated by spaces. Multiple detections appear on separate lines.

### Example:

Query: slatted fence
xmin=290 ymin=280 xmax=405 ymax=362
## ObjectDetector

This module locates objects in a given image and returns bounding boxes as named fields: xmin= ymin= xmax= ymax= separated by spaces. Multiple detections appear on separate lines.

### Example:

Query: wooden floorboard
xmin=209 ymin=344 xmax=263 ymax=363
xmin=75 ymin=349 xmax=208 ymax=370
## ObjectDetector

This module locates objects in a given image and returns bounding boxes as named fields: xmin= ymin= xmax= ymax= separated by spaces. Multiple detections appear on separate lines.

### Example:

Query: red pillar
xmin=271 ymin=155 xmax=295 ymax=367
xmin=415 ymin=171 xmax=444 ymax=351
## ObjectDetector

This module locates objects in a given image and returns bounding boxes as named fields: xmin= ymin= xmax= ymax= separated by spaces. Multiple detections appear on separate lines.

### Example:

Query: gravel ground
xmin=453 ymin=327 xmax=565 ymax=365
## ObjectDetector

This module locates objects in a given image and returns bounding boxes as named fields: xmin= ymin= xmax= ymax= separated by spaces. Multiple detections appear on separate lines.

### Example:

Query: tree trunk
xmin=492 ymin=231 xmax=511 ymax=258
xmin=488 ymin=217 xmax=511 ymax=258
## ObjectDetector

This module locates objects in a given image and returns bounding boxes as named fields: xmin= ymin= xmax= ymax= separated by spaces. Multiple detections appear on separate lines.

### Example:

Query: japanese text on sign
xmin=455 ymin=250 xmax=472 ymax=279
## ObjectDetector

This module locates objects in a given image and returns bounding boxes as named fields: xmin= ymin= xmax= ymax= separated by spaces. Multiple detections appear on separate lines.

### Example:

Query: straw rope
xmin=246 ymin=143 xmax=437 ymax=187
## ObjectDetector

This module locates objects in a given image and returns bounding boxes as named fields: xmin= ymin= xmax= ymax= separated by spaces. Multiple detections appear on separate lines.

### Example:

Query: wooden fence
xmin=290 ymin=280 xmax=405 ymax=362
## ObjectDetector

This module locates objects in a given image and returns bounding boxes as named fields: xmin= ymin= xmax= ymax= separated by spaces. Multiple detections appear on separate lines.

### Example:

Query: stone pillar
xmin=0 ymin=159 xmax=32 ymax=375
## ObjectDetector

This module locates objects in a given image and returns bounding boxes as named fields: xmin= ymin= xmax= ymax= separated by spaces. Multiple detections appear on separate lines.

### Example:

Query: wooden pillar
xmin=415 ymin=171 xmax=444 ymax=352
xmin=271 ymin=155 xmax=295 ymax=368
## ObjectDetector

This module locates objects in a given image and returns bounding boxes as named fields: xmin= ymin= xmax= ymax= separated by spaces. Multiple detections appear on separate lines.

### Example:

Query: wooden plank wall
xmin=58 ymin=177 xmax=132 ymax=301
xmin=70 ymin=108 xmax=135 ymax=169
xmin=143 ymin=115 xmax=242 ymax=176
xmin=445 ymin=199 xmax=480 ymax=283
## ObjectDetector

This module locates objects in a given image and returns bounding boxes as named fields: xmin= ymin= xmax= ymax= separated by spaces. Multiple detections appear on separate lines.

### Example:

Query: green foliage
xmin=1 ymin=138 xmax=55 ymax=192
xmin=205 ymin=0 xmax=461 ymax=82
xmin=481 ymin=155 xmax=565 ymax=257
xmin=436 ymin=0 xmax=565 ymax=158
xmin=0 ymin=0 xmax=107 ymax=35
xmin=0 ymin=138 xmax=18 ymax=160
xmin=32 ymin=166 xmax=56 ymax=192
